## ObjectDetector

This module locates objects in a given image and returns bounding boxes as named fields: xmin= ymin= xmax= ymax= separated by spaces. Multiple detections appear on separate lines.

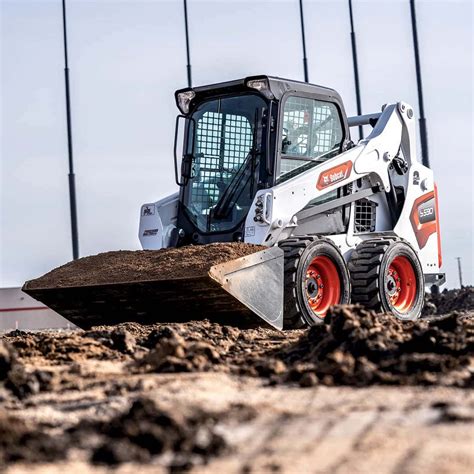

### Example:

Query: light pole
xmin=183 ymin=0 xmax=192 ymax=87
xmin=456 ymin=257 xmax=463 ymax=288
xmin=61 ymin=0 xmax=79 ymax=260
xmin=409 ymin=0 xmax=430 ymax=167
xmin=298 ymin=0 xmax=309 ymax=83
xmin=348 ymin=0 xmax=363 ymax=140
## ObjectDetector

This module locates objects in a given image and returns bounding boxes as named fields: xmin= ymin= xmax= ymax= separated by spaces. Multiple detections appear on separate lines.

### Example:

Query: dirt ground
xmin=1 ymin=288 xmax=473 ymax=473
xmin=2 ymin=373 xmax=474 ymax=474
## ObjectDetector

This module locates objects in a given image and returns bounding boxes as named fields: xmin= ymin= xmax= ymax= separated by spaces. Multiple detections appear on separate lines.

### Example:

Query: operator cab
xmin=174 ymin=75 xmax=350 ymax=246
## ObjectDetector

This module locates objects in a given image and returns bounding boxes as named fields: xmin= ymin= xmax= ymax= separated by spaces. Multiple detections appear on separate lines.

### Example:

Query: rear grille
xmin=354 ymin=198 xmax=377 ymax=233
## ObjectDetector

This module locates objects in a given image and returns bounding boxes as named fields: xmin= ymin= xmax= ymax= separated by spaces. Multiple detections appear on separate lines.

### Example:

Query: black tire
xmin=279 ymin=236 xmax=351 ymax=328
xmin=349 ymin=237 xmax=425 ymax=321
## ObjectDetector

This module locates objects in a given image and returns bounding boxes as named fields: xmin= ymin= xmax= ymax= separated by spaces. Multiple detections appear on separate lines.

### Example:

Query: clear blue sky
xmin=1 ymin=0 xmax=473 ymax=288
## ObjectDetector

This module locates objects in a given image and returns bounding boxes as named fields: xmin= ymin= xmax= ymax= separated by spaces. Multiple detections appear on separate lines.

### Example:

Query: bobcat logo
xmin=317 ymin=161 xmax=353 ymax=190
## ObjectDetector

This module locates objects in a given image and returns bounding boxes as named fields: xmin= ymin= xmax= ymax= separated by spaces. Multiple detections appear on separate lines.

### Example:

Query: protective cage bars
xmin=282 ymin=97 xmax=338 ymax=156
xmin=191 ymin=111 xmax=253 ymax=216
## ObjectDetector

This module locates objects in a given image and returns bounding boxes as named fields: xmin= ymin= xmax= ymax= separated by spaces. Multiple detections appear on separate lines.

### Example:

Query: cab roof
xmin=175 ymin=74 xmax=346 ymax=114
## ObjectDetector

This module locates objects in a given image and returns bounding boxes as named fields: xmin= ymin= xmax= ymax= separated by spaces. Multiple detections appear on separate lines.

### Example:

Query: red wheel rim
xmin=305 ymin=255 xmax=341 ymax=319
xmin=386 ymin=256 xmax=417 ymax=313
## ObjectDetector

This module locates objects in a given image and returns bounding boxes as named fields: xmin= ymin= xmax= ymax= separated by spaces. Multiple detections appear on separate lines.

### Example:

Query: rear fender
xmin=139 ymin=193 xmax=179 ymax=249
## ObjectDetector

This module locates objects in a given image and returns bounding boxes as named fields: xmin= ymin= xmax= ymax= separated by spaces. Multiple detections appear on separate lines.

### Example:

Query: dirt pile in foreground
xmin=0 ymin=340 xmax=15 ymax=378
xmin=424 ymin=286 xmax=474 ymax=315
xmin=0 ymin=397 xmax=227 ymax=470
xmin=4 ymin=329 xmax=125 ymax=363
xmin=3 ymin=309 xmax=473 ymax=390
xmin=255 ymin=305 xmax=474 ymax=388
xmin=0 ymin=412 xmax=66 ymax=465
xmin=128 ymin=307 xmax=473 ymax=389
xmin=1 ymin=306 xmax=474 ymax=471
xmin=81 ymin=397 xmax=227 ymax=468
xmin=4 ymin=320 xmax=298 ymax=371
xmin=0 ymin=339 xmax=64 ymax=398
xmin=132 ymin=321 xmax=297 ymax=374
xmin=25 ymin=243 xmax=266 ymax=289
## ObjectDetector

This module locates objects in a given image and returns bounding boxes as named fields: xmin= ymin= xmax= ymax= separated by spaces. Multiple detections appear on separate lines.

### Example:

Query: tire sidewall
xmin=378 ymin=241 xmax=425 ymax=321
xmin=296 ymin=240 xmax=351 ymax=325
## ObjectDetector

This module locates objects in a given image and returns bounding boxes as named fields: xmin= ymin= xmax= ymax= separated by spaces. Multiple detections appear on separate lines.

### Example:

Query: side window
xmin=279 ymin=96 xmax=343 ymax=181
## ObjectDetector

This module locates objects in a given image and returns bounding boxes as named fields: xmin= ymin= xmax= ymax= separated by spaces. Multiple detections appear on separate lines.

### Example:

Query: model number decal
xmin=410 ymin=192 xmax=437 ymax=249
xmin=419 ymin=208 xmax=433 ymax=217
xmin=418 ymin=198 xmax=436 ymax=224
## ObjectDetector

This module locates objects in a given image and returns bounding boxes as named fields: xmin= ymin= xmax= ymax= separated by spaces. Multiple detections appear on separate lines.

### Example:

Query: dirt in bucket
xmin=25 ymin=243 xmax=266 ymax=289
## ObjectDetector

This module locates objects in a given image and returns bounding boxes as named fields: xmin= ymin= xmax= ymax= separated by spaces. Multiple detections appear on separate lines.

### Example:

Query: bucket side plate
xmin=209 ymin=247 xmax=284 ymax=330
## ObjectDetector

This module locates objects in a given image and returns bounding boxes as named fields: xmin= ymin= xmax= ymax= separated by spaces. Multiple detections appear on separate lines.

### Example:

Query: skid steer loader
xmin=24 ymin=75 xmax=444 ymax=330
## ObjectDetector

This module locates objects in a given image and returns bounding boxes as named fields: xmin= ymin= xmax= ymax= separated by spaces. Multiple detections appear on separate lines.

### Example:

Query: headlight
xmin=177 ymin=90 xmax=195 ymax=114
xmin=246 ymin=77 xmax=273 ymax=99
xmin=246 ymin=79 xmax=268 ymax=91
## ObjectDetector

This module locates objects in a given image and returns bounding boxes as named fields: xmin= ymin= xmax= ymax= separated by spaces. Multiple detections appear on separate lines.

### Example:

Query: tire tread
xmin=348 ymin=236 xmax=399 ymax=312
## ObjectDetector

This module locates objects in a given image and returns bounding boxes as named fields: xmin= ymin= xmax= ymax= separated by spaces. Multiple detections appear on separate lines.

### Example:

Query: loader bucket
xmin=22 ymin=247 xmax=284 ymax=330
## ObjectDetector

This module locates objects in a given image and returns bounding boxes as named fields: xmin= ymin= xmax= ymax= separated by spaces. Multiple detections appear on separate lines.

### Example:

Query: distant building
xmin=0 ymin=287 xmax=73 ymax=330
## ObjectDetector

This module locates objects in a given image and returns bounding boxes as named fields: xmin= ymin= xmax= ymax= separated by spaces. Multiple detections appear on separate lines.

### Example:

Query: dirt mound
xmin=90 ymin=320 xmax=297 ymax=374
xmin=3 ymin=309 xmax=472 ymax=397
xmin=254 ymin=305 xmax=474 ymax=388
xmin=0 ymin=397 xmax=226 ymax=470
xmin=84 ymin=397 xmax=227 ymax=468
xmin=424 ymin=286 xmax=474 ymax=315
xmin=139 ymin=321 xmax=301 ymax=375
xmin=91 ymin=319 xmax=242 ymax=352
xmin=0 ymin=340 xmax=15 ymax=379
xmin=0 ymin=339 xmax=61 ymax=398
xmin=84 ymin=326 xmax=138 ymax=354
xmin=1 ymin=308 xmax=474 ymax=470
xmin=2 ymin=320 xmax=296 ymax=377
xmin=4 ymin=330 xmax=125 ymax=364
xmin=137 ymin=327 xmax=223 ymax=373
xmin=25 ymin=242 xmax=265 ymax=289
xmin=1 ymin=330 xmax=133 ymax=398
xmin=0 ymin=413 xmax=66 ymax=464
xmin=129 ymin=310 xmax=474 ymax=388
